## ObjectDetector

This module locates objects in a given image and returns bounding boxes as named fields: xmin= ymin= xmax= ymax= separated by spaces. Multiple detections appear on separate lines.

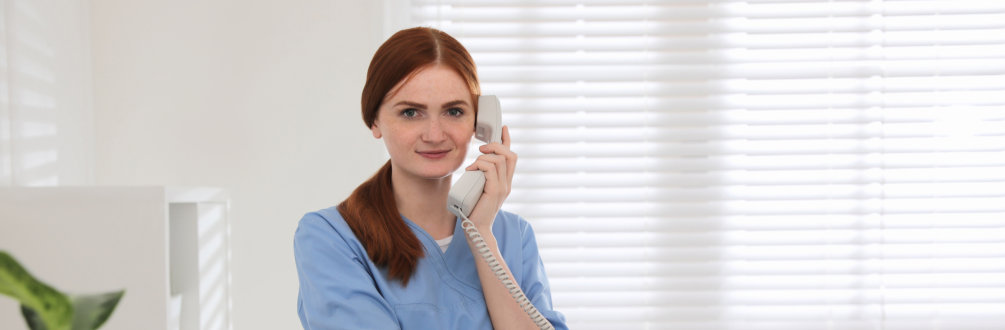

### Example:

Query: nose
xmin=421 ymin=117 xmax=447 ymax=142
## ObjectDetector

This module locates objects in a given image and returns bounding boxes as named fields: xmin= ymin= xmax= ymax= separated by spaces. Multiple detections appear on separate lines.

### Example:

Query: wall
xmin=90 ymin=0 xmax=387 ymax=328
xmin=0 ymin=0 xmax=93 ymax=186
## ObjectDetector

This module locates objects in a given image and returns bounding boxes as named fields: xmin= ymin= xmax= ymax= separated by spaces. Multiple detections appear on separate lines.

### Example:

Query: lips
xmin=417 ymin=149 xmax=450 ymax=159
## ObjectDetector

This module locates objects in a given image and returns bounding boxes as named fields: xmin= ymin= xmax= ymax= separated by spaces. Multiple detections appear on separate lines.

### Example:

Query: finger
xmin=479 ymin=143 xmax=509 ymax=154
xmin=505 ymin=149 xmax=516 ymax=182
xmin=465 ymin=155 xmax=501 ymax=176
xmin=478 ymin=154 xmax=508 ymax=189
xmin=491 ymin=154 xmax=508 ymax=192
xmin=479 ymin=143 xmax=514 ymax=166
xmin=502 ymin=125 xmax=511 ymax=148
xmin=479 ymin=143 xmax=517 ymax=186
xmin=466 ymin=158 xmax=499 ymax=193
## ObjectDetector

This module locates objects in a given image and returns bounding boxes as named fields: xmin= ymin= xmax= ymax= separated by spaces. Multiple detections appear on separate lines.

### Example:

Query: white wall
xmin=0 ymin=0 xmax=93 ymax=186
xmin=90 ymin=1 xmax=388 ymax=328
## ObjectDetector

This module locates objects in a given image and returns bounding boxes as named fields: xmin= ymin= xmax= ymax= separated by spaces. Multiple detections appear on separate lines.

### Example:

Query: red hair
xmin=338 ymin=27 xmax=479 ymax=285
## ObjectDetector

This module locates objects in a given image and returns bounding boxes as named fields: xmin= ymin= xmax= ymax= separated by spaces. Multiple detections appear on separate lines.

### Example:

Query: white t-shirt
xmin=435 ymin=235 xmax=453 ymax=253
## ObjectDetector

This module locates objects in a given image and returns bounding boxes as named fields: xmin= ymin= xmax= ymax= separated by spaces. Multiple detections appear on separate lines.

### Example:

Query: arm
xmin=461 ymin=215 xmax=569 ymax=330
xmin=463 ymin=221 xmax=543 ymax=329
xmin=464 ymin=126 xmax=550 ymax=329
xmin=294 ymin=212 xmax=400 ymax=330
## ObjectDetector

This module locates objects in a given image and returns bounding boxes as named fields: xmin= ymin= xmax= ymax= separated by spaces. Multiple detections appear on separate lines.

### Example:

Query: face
xmin=371 ymin=65 xmax=475 ymax=180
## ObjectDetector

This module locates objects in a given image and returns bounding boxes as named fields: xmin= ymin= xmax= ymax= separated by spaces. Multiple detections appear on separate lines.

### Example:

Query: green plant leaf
xmin=0 ymin=253 xmax=15 ymax=297
xmin=21 ymin=305 xmax=48 ymax=330
xmin=70 ymin=290 xmax=125 ymax=330
xmin=0 ymin=251 xmax=73 ymax=330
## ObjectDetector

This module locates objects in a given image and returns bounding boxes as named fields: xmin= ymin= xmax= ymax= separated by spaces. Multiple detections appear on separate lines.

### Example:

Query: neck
xmin=390 ymin=163 xmax=457 ymax=240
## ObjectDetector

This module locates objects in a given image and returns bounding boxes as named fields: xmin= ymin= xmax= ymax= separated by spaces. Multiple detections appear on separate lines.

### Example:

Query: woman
xmin=294 ymin=27 xmax=567 ymax=329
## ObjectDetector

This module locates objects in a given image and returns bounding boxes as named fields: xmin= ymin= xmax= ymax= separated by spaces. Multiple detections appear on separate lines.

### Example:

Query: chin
xmin=424 ymin=159 xmax=464 ymax=176
xmin=412 ymin=172 xmax=451 ymax=181
xmin=407 ymin=163 xmax=456 ymax=180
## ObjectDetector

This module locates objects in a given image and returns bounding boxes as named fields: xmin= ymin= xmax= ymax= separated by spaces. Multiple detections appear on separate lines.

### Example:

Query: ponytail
xmin=337 ymin=160 xmax=424 ymax=285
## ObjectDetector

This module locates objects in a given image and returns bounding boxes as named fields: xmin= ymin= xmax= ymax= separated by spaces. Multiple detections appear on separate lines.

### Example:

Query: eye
xmin=446 ymin=107 xmax=464 ymax=117
xmin=400 ymin=108 xmax=419 ymax=119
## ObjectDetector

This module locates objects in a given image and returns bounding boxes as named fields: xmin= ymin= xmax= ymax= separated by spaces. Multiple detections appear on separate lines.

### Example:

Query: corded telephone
xmin=447 ymin=95 xmax=503 ymax=217
xmin=447 ymin=95 xmax=554 ymax=330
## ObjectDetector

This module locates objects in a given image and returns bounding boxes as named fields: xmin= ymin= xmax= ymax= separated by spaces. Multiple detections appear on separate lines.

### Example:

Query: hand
xmin=464 ymin=125 xmax=517 ymax=232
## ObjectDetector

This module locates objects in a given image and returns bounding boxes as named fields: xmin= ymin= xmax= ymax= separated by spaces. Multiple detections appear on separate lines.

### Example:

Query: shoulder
xmin=495 ymin=209 xmax=534 ymax=230
xmin=294 ymin=206 xmax=365 ymax=258
xmin=296 ymin=206 xmax=348 ymax=237
xmin=492 ymin=209 xmax=539 ymax=245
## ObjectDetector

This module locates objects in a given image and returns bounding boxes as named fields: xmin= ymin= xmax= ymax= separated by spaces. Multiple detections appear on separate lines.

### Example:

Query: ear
xmin=370 ymin=121 xmax=382 ymax=139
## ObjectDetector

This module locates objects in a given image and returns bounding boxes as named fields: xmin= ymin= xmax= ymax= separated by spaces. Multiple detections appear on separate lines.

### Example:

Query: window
xmin=405 ymin=1 xmax=1005 ymax=329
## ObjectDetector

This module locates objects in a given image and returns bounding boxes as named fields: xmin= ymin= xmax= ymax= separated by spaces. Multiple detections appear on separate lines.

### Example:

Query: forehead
xmin=383 ymin=65 xmax=472 ymax=104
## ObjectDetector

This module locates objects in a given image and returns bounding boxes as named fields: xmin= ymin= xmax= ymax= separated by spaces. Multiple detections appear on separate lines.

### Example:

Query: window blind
xmin=407 ymin=1 xmax=1005 ymax=329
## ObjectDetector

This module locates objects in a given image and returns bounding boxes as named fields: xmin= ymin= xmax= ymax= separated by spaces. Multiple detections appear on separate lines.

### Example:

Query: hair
xmin=337 ymin=27 xmax=480 ymax=285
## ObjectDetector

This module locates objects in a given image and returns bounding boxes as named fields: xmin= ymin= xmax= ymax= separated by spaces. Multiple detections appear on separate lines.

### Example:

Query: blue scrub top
xmin=294 ymin=206 xmax=569 ymax=330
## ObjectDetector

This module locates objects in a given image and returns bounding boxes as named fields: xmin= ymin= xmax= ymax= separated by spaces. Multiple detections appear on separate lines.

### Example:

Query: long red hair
xmin=338 ymin=27 xmax=480 ymax=285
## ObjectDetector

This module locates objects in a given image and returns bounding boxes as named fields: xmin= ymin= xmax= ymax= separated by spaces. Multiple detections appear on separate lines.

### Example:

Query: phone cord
xmin=454 ymin=207 xmax=555 ymax=330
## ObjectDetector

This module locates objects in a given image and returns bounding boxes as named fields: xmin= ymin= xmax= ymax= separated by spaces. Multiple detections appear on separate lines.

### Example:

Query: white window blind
xmin=407 ymin=1 xmax=1005 ymax=329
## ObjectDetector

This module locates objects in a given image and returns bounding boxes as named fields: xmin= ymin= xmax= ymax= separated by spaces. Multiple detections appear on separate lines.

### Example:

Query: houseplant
xmin=0 ymin=250 xmax=124 ymax=330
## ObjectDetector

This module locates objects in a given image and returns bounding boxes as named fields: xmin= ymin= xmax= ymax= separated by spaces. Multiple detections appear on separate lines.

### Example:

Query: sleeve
xmin=294 ymin=212 xmax=401 ymax=330
xmin=518 ymin=218 xmax=570 ymax=330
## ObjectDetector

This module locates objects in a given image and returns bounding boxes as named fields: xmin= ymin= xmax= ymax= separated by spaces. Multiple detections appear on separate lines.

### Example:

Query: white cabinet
xmin=0 ymin=187 xmax=231 ymax=330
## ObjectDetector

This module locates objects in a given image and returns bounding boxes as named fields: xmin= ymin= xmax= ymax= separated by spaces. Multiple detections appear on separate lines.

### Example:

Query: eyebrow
xmin=442 ymin=100 xmax=469 ymax=108
xmin=394 ymin=101 xmax=427 ymax=110
xmin=393 ymin=100 xmax=469 ymax=109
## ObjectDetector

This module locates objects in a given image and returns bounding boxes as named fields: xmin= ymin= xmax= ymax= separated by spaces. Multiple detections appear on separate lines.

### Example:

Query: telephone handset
xmin=447 ymin=95 xmax=554 ymax=330
xmin=448 ymin=95 xmax=503 ymax=218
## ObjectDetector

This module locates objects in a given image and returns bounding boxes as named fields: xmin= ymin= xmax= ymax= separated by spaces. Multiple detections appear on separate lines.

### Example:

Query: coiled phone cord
xmin=453 ymin=206 xmax=555 ymax=330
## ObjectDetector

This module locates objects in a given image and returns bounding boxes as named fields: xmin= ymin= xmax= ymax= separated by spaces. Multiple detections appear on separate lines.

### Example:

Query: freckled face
xmin=371 ymin=65 xmax=475 ymax=180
